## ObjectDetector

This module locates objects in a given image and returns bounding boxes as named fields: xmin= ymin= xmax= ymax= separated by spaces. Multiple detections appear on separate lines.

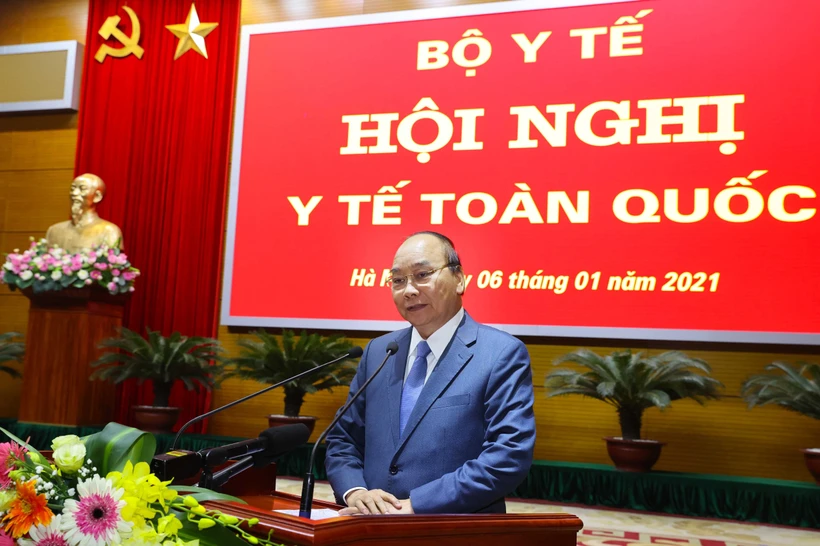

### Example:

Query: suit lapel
xmin=395 ymin=313 xmax=478 ymax=453
xmin=387 ymin=328 xmax=412 ymax=448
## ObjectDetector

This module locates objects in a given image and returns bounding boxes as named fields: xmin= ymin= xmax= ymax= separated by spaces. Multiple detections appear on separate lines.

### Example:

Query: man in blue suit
xmin=325 ymin=232 xmax=536 ymax=515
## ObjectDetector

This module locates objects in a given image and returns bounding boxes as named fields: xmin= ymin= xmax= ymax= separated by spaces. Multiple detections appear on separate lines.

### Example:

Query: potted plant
xmin=0 ymin=331 xmax=24 ymax=379
xmin=546 ymin=349 xmax=723 ymax=472
xmin=91 ymin=327 xmax=225 ymax=433
xmin=224 ymin=329 xmax=357 ymax=434
xmin=742 ymin=361 xmax=820 ymax=484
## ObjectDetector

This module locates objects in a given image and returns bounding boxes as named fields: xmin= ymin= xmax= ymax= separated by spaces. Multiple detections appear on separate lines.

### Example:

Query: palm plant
xmin=741 ymin=362 xmax=820 ymax=420
xmin=546 ymin=349 xmax=723 ymax=440
xmin=91 ymin=327 xmax=225 ymax=407
xmin=0 ymin=332 xmax=24 ymax=379
xmin=224 ymin=330 xmax=357 ymax=417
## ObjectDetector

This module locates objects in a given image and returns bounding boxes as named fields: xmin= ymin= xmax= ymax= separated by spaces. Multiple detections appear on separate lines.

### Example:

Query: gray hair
xmin=407 ymin=231 xmax=462 ymax=272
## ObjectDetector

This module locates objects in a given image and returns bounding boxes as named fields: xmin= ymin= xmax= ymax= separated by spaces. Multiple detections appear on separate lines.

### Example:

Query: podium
xmin=205 ymin=470 xmax=583 ymax=546
xmin=17 ymin=288 xmax=121 ymax=425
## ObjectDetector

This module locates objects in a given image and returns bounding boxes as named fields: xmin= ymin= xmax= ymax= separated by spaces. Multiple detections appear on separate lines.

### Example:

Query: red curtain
xmin=75 ymin=0 xmax=240 ymax=432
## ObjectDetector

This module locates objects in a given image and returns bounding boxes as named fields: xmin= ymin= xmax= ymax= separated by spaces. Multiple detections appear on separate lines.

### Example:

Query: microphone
xmin=169 ymin=346 xmax=364 ymax=449
xmin=198 ymin=424 xmax=310 ymax=491
xmin=205 ymin=423 xmax=311 ymax=467
xmin=150 ymin=424 xmax=311 ymax=485
xmin=299 ymin=341 xmax=399 ymax=519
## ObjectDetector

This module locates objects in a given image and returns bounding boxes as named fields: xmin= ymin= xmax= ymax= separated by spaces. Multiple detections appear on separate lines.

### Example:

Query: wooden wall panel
xmin=0 ymin=115 xmax=79 ymax=171
xmin=1 ymin=169 xmax=74 ymax=232
xmin=0 ymin=0 xmax=88 ymax=46
xmin=0 ymin=0 xmax=88 ymax=417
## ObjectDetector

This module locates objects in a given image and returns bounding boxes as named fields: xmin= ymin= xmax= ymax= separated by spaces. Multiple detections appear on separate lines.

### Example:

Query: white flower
xmin=51 ymin=269 xmax=62 ymax=280
xmin=52 ymin=435 xmax=86 ymax=473
xmin=77 ymin=270 xmax=89 ymax=280
xmin=18 ymin=513 xmax=69 ymax=546
xmin=61 ymin=475 xmax=132 ymax=546
xmin=20 ymin=270 xmax=33 ymax=281
xmin=2 ymin=262 xmax=12 ymax=271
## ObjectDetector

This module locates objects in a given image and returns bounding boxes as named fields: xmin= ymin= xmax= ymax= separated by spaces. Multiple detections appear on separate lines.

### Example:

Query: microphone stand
xmin=198 ymin=455 xmax=255 ymax=492
xmin=171 ymin=349 xmax=361 ymax=449
xmin=299 ymin=344 xmax=397 ymax=519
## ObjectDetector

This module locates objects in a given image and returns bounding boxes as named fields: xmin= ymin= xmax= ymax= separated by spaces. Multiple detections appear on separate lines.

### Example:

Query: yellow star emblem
xmin=165 ymin=3 xmax=218 ymax=60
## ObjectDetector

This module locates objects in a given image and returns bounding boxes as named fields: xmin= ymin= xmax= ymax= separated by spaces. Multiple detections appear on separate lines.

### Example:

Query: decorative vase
xmin=268 ymin=414 xmax=317 ymax=435
xmin=802 ymin=448 xmax=820 ymax=485
xmin=132 ymin=405 xmax=181 ymax=434
xmin=604 ymin=437 xmax=665 ymax=472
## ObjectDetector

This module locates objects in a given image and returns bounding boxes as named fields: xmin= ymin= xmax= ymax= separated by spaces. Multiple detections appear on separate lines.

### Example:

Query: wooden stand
xmin=17 ymin=288 xmax=123 ymax=425
xmin=203 ymin=468 xmax=583 ymax=546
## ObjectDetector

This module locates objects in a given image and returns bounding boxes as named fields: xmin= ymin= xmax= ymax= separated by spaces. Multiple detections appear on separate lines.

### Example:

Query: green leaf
xmin=0 ymin=426 xmax=46 ymax=463
xmin=82 ymin=422 xmax=156 ymax=474
xmin=169 ymin=485 xmax=246 ymax=504
xmin=174 ymin=511 xmax=248 ymax=546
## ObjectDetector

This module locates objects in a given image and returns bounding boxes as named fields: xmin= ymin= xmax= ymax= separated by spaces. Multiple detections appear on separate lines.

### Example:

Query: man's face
xmin=70 ymin=176 xmax=100 ymax=213
xmin=390 ymin=234 xmax=464 ymax=339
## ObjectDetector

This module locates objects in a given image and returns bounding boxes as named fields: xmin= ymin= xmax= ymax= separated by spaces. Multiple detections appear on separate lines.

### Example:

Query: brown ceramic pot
xmin=605 ymin=437 xmax=665 ymax=472
xmin=132 ymin=405 xmax=180 ymax=434
xmin=802 ymin=448 xmax=820 ymax=485
xmin=268 ymin=414 xmax=317 ymax=435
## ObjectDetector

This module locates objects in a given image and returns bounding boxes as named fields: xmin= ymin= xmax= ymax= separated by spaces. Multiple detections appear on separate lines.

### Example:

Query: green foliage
xmin=91 ymin=327 xmax=225 ymax=406
xmin=546 ymin=349 xmax=723 ymax=439
xmin=0 ymin=331 xmax=24 ymax=379
xmin=741 ymin=362 xmax=820 ymax=420
xmin=82 ymin=422 xmax=156 ymax=475
xmin=224 ymin=330 xmax=357 ymax=417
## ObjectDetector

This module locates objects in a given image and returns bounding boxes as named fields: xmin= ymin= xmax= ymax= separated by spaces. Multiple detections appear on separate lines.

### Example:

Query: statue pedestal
xmin=17 ymin=288 xmax=125 ymax=426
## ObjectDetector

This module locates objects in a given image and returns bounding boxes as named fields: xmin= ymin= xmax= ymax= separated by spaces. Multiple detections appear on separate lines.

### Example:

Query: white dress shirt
xmin=343 ymin=307 xmax=465 ymax=505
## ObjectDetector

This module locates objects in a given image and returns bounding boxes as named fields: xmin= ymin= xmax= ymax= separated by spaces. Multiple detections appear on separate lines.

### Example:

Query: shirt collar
xmin=409 ymin=307 xmax=465 ymax=361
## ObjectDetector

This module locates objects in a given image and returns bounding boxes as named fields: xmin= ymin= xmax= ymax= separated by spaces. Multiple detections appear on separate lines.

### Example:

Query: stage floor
xmin=276 ymin=477 xmax=820 ymax=546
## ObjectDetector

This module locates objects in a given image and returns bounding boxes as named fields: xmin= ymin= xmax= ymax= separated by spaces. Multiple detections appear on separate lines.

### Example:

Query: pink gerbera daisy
xmin=60 ymin=476 xmax=132 ymax=546
xmin=0 ymin=442 xmax=25 ymax=488
xmin=18 ymin=514 xmax=68 ymax=546
xmin=0 ymin=528 xmax=14 ymax=546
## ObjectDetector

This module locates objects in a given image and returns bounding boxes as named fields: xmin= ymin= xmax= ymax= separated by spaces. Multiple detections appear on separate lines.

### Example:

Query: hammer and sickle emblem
xmin=94 ymin=6 xmax=144 ymax=63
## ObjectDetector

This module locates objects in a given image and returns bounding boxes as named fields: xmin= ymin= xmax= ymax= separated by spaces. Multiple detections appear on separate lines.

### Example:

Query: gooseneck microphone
xmin=150 ymin=423 xmax=311 ymax=485
xmin=198 ymin=423 xmax=311 ymax=491
xmin=170 ymin=346 xmax=364 ymax=450
xmin=299 ymin=341 xmax=399 ymax=519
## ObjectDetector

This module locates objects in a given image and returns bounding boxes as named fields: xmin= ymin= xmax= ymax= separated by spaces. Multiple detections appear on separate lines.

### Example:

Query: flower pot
xmin=802 ymin=448 xmax=820 ymax=485
xmin=604 ymin=437 xmax=665 ymax=472
xmin=268 ymin=414 xmax=317 ymax=435
xmin=133 ymin=405 xmax=180 ymax=434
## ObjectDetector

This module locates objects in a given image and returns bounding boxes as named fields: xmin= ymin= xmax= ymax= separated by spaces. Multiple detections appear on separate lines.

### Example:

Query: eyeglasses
xmin=388 ymin=265 xmax=453 ymax=290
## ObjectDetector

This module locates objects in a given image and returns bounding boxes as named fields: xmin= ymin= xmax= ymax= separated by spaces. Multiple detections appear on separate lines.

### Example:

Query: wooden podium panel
xmin=17 ymin=288 xmax=121 ymax=425
xmin=205 ymin=492 xmax=582 ymax=546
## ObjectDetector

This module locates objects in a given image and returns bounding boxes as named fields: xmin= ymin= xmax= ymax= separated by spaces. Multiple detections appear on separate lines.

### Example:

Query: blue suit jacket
xmin=325 ymin=312 xmax=536 ymax=514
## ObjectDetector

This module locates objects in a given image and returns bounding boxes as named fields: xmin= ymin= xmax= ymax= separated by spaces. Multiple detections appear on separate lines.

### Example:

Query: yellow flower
xmin=156 ymin=514 xmax=182 ymax=537
xmin=122 ymin=522 xmax=162 ymax=545
xmin=51 ymin=435 xmax=86 ymax=473
xmin=197 ymin=518 xmax=215 ymax=530
xmin=107 ymin=461 xmax=178 ymax=527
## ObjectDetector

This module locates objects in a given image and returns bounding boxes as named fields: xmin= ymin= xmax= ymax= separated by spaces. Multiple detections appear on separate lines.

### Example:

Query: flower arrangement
xmin=0 ymin=424 xmax=282 ymax=546
xmin=2 ymin=239 xmax=139 ymax=295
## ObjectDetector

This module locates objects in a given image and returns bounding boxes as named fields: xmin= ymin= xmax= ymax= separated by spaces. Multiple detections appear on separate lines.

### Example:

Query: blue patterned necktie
xmin=400 ymin=341 xmax=431 ymax=436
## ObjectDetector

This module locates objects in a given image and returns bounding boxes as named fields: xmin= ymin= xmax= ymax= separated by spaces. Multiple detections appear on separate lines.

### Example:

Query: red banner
xmin=222 ymin=0 xmax=820 ymax=344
